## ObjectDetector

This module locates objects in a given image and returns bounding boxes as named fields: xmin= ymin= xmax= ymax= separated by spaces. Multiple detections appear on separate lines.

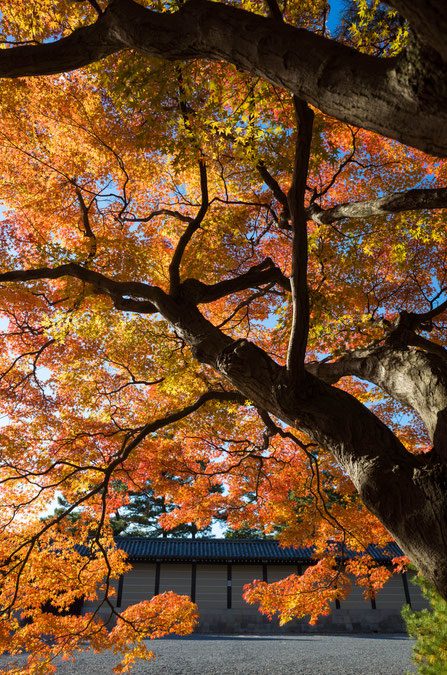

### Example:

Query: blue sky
xmin=327 ymin=0 xmax=345 ymax=33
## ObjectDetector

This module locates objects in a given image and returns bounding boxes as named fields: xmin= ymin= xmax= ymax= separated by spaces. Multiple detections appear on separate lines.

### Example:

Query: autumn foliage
xmin=0 ymin=0 xmax=446 ymax=670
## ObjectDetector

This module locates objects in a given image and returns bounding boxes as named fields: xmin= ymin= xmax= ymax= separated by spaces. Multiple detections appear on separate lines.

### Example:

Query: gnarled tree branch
xmin=180 ymin=257 xmax=290 ymax=304
xmin=307 ymin=186 xmax=447 ymax=225
xmin=0 ymin=263 xmax=163 ymax=312
xmin=0 ymin=0 xmax=447 ymax=155
xmin=306 ymin=338 xmax=447 ymax=455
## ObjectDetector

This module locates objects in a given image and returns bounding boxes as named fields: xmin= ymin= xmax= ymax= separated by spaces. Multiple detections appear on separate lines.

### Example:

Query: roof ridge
xmin=107 ymin=538 xmax=403 ymax=564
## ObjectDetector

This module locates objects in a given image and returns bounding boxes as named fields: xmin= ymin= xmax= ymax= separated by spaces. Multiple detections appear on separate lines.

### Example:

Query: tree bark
xmin=386 ymin=0 xmax=447 ymax=61
xmin=1 ymin=0 xmax=447 ymax=155
xmin=306 ymin=344 xmax=447 ymax=453
xmin=307 ymin=187 xmax=447 ymax=225
xmin=3 ymin=262 xmax=447 ymax=597
xmin=166 ymin=297 xmax=447 ymax=600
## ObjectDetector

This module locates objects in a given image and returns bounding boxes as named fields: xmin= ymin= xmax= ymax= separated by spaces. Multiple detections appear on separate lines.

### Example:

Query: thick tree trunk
xmin=307 ymin=345 xmax=447 ymax=452
xmin=1 ymin=0 xmax=447 ymax=602
xmin=1 ymin=0 xmax=447 ymax=155
xmin=220 ymin=343 xmax=447 ymax=599
xmin=166 ymin=296 xmax=447 ymax=599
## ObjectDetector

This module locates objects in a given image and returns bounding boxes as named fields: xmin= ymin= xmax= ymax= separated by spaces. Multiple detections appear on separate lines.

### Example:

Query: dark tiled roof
xmin=113 ymin=538 xmax=403 ymax=564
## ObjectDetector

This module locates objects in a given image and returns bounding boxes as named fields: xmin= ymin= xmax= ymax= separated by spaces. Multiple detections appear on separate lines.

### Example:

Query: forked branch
xmin=180 ymin=257 xmax=290 ymax=304
xmin=169 ymin=159 xmax=209 ymax=295
xmin=397 ymin=299 xmax=447 ymax=331
xmin=262 ymin=0 xmax=284 ymax=22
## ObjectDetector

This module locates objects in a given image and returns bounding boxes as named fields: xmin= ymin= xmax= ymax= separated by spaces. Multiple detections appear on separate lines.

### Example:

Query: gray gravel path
xmin=0 ymin=634 xmax=416 ymax=674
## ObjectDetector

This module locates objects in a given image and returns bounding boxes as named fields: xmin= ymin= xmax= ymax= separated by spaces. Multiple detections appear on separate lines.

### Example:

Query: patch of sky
xmin=327 ymin=0 xmax=345 ymax=35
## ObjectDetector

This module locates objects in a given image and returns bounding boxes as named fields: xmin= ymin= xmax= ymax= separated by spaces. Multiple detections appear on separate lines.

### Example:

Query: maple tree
xmin=0 ymin=0 xmax=446 ymax=670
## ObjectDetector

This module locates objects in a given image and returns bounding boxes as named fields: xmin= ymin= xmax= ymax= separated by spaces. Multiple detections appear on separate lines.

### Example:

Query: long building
xmin=83 ymin=538 xmax=429 ymax=633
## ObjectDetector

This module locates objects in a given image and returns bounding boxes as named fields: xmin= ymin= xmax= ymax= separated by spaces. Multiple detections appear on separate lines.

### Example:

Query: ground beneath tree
xmin=0 ymin=634 xmax=415 ymax=673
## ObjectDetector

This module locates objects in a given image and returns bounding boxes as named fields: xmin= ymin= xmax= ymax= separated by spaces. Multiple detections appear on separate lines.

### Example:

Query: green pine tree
xmin=111 ymin=480 xmax=213 ymax=538
xmin=224 ymin=525 xmax=272 ymax=539
xmin=44 ymin=483 xmax=214 ymax=538
xmin=402 ymin=570 xmax=447 ymax=673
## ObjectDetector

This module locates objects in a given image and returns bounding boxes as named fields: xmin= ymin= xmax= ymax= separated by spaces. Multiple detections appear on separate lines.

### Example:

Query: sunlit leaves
xmin=244 ymin=557 xmax=351 ymax=625
xmin=110 ymin=593 xmax=199 ymax=673
xmin=337 ymin=0 xmax=408 ymax=56
xmin=0 ymin=0 xmax=445 ymax=669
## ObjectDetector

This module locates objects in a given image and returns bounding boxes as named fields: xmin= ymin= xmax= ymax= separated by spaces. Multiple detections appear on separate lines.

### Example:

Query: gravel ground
xmin=0 ymin=634 xmax=416 ymax=674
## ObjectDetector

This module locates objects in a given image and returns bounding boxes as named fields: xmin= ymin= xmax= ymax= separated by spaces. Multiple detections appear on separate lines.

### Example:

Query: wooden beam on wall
xmin=154 ymin=562 xmax=161 ymax=596
xmin=262 ymin=563 xmax=268 ymax=582
xmin=227 ymin=563 xmax=232 ymax=609
xmin=402 ymin=571 xmax=412 ymax=608
xmin=116 ymin=574 xmax=124 ymax=608
xmin=191 ymin=562 xmax=197 ymax=603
